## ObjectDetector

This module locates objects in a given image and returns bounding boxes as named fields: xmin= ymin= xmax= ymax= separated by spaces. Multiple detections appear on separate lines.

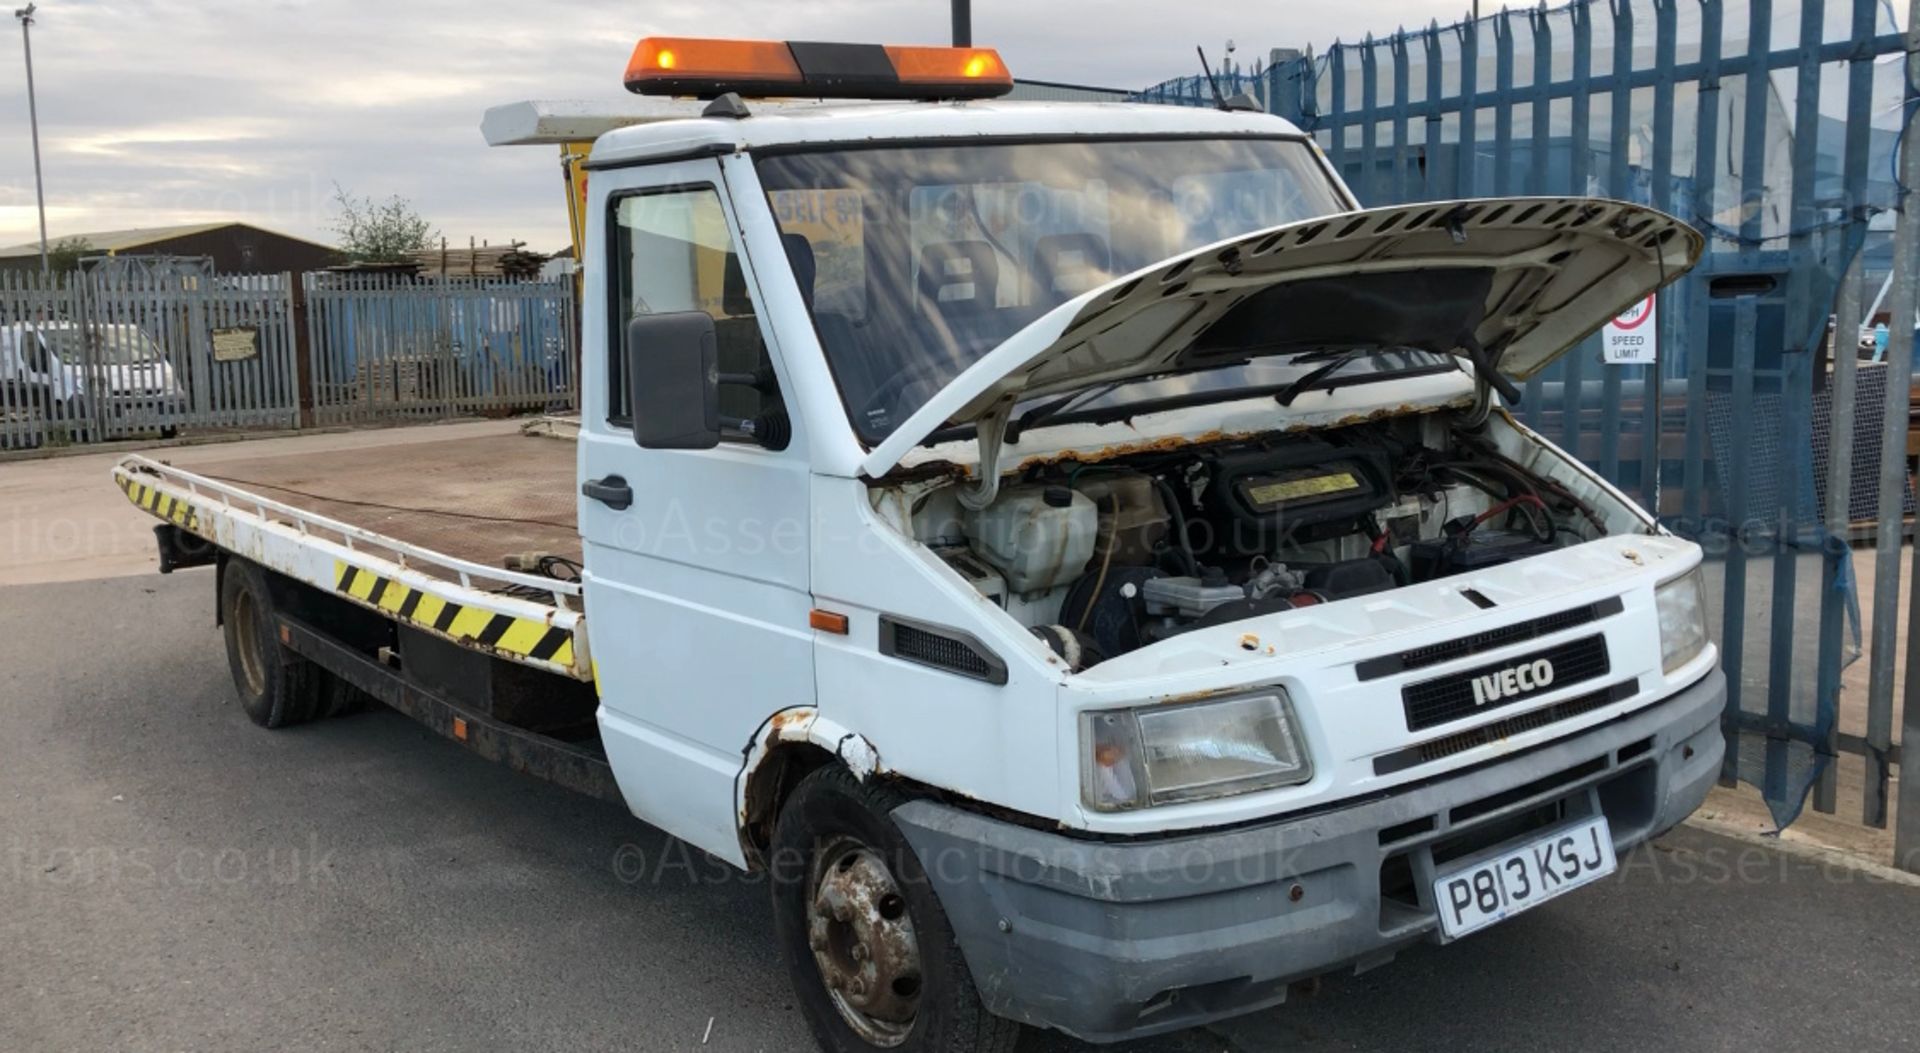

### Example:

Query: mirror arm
xmin=723 ymin=410 xmax=792 ymax=451
xmin=717 ymin=367 xmax=779 ymax=393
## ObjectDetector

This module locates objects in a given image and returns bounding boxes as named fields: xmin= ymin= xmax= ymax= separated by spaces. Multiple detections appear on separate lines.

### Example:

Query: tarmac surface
xmin=4 ymin=572 xmax=1918 ymax=1052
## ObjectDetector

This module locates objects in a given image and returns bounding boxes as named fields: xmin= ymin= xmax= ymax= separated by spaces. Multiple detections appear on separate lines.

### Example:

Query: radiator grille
xmin=1374 ymin=678 xmax=1639 ymax=776
xmin=1355 ymin=596 xmax=1623 ymax=681
xmin=1401 ymin=634 xmax=1611 ymax=731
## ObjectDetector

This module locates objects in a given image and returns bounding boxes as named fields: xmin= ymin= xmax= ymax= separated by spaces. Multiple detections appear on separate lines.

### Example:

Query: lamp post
xmin=951 ymin=0 xmax=970 ymax=47
xmin=16 ymin=2 xmax=47 ymax=273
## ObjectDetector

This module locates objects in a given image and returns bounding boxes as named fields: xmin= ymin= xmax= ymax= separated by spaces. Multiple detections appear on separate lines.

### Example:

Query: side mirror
xmin=627 ymin=312 xmax=720 ymax=450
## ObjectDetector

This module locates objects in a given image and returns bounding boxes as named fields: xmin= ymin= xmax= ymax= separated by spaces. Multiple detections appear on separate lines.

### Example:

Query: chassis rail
xmin=278 ymin=613 xmax=620 ymax=802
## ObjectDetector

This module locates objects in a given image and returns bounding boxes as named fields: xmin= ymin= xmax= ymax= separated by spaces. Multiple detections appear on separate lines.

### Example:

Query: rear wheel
xmin=220 ymin=559 xmax=331 ymax=728
xmin=772 ymin=767 xmax=1022 ymax=1053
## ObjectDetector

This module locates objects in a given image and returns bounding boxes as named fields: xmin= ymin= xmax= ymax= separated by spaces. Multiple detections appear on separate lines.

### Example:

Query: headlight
xmin=1081 ymin=691 xmax=1312 ymax=812
xmin=1656 ymin=568 xmax=1710 ymax=674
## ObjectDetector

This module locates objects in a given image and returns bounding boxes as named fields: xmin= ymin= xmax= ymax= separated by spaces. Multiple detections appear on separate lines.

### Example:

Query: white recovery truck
xmin=115 ymin=36 xmax=1725 ymax=1051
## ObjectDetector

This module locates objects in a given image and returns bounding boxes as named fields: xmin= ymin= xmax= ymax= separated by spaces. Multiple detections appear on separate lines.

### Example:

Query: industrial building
xmin=0 ymin=221 xmax=341 ymax=274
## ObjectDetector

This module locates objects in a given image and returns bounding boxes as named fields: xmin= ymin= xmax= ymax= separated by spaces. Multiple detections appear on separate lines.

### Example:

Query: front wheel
xmin=772 ymin=768 xmax=1021 ymax=1053
xmin=53 ymin=397 xmax=84 ymax=434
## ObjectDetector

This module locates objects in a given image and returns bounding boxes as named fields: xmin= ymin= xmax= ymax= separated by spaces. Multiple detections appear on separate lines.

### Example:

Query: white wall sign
xmin=1602 ymin=294 xmax=1657 ymax=365
xmin=212 ymin=326 xmax=260 ymax=362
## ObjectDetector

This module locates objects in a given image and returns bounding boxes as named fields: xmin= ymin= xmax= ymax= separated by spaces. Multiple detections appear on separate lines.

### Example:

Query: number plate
xmin=1432 ymin=815 xmax=1616 ymax=940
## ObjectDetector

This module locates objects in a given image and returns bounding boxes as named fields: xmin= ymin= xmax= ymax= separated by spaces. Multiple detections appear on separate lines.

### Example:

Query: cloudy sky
xmin=0 ymin=0 xmax=1474 ymax=255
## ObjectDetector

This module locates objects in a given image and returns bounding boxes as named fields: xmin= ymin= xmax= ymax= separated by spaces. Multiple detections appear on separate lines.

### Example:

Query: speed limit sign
xmin=1603 ymin=294 xmax=1657 ymax=365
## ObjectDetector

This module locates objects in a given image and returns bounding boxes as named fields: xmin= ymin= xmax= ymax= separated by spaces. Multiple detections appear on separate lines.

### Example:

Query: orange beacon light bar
xmin=625 ymin=37 xmax=1013 ymax=100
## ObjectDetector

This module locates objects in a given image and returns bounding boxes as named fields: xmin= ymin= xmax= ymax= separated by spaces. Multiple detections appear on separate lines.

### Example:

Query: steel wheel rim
xmin=807 ymin=835 xmax=923 ymax=1046
xmin=231 ymin=587 xmax=266 ymax=697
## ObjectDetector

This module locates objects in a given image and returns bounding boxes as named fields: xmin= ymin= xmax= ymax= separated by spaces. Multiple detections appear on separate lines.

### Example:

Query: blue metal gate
xmin=1185 ymin=0 xmax=1920 ymax=857
xmin=303 ymin=273 xmax=577 ymax=426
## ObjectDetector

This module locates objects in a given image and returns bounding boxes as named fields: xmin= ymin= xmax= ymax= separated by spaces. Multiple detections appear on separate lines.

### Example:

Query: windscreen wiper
xmin=1006 ymin=379 xmax=1128 ymax=441
xmin=1274 ymin=349 xmax=1366 ymax=407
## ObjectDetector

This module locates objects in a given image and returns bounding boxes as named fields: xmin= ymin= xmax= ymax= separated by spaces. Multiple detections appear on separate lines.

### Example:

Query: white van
xmin=0 ymin=320 xmax=184 ymax=437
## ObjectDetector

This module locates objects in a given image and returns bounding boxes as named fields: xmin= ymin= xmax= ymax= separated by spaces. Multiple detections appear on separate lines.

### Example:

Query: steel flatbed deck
xmin=111 ymin=427 xmax=592 ymax=682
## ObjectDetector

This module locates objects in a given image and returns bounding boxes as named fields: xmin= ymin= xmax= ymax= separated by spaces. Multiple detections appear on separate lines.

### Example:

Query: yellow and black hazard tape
xmin=118 ymin=474 xmax=200 ymax=532
xmin=331 ymin=560 xmax=576 ymax=668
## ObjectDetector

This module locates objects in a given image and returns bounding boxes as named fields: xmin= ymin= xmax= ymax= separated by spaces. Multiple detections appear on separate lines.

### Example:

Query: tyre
xmin=220 ymin=559 xmax=331 ymax=728
xmin=53 ymin=398 xmax=91 ymax=443
xmin=772 ymin=767 xmax=1022 ymax=1053
xmin=318 ymin=676 xmax=374 ymax=719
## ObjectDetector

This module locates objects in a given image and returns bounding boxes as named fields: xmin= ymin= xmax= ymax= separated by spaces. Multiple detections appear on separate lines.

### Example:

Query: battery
xmin=1410 ymin=528 xmax=1560 ymax=581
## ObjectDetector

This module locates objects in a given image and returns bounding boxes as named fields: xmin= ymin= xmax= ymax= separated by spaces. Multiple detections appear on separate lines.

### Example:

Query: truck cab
xmin=563 ymin=49 xmax=1723 ymax=1044
xmin=122 ymin=36 xmax=1726 ymax=1052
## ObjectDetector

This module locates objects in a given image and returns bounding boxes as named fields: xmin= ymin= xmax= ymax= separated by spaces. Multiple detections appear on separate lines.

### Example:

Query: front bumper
xmin=103 ymin=394 xmax=187 ymax=418
xmin=892 ymin=667 xmax=1726 ymax=1043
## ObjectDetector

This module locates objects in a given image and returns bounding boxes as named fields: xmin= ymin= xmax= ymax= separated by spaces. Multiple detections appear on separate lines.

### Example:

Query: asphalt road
xmin=5 ymin=573 xmax=1919 ymax=1053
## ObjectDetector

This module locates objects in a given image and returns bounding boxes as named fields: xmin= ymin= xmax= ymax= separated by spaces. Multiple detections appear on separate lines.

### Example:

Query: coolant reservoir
xmin=965 ymin=485 xmax=1097 ymax=598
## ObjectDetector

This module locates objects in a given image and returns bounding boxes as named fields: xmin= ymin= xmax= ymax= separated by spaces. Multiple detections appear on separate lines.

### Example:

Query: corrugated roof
xmin=0 ymin=222 xmax=337 ymax=258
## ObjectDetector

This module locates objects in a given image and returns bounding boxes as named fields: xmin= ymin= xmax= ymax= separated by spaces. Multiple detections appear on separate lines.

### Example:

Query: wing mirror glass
xmin=627 ymin=312 xmax=720 ymax=450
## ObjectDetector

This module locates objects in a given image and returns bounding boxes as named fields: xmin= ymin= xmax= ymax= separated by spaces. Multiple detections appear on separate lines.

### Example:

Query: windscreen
xmin=755 ymin=136 xmax=1346 ymax=443
xmin=43 ymin=325 xmax=165 ymax=366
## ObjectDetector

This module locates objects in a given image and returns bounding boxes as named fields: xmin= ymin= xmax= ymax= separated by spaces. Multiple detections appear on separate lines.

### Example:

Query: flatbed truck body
xmin=114 ymin=429 xmax=588 ymax=681
xmin=117 ymin=37 xmax=1728 ymax=1051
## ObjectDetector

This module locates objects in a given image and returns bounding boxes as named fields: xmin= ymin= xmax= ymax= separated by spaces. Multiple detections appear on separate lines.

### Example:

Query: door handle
xmin=582 ymin=475 xmax=634 ymax=511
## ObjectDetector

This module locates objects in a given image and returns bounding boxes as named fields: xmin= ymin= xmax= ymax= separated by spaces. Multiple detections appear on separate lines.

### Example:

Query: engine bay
xmin=890 ymin=410 xmax=1639 ymax=672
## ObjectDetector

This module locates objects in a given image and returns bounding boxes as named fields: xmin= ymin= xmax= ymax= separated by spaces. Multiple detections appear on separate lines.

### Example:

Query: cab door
xmin=10 ymin=328 xmax=68 ymax=415
xmin=577 ymin=158 xmax=813 ymax=865
xmin=12 ymin=328 xmax=55 ymax=394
